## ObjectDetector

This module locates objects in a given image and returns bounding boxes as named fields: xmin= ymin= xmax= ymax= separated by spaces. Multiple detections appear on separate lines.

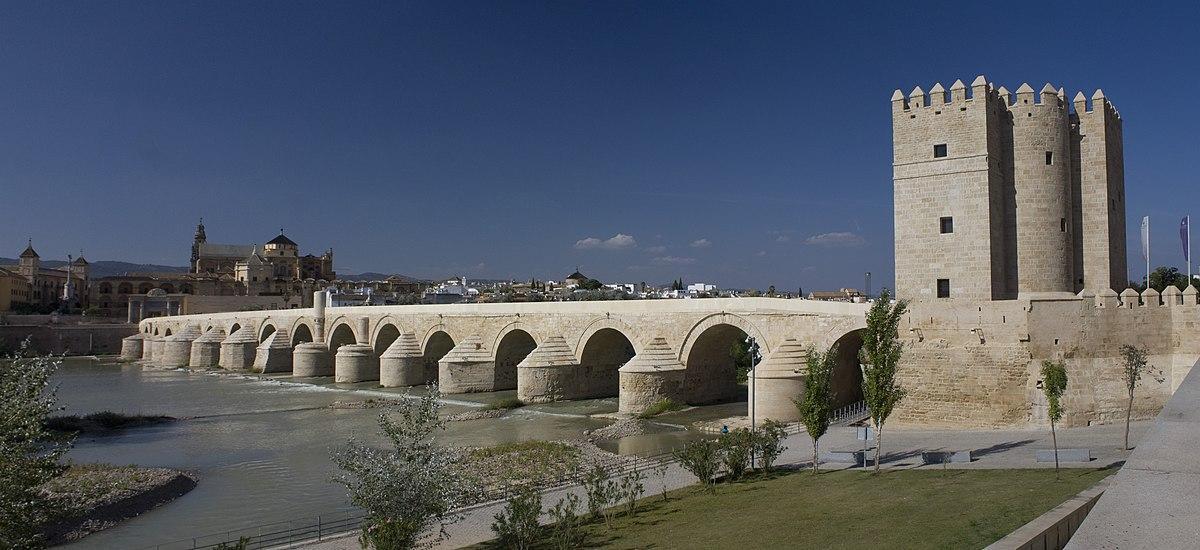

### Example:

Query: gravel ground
xmin=585 ymin=418 xmax=649 ymax=440
xmin=444 ymin=409 xmax=507 ymax=422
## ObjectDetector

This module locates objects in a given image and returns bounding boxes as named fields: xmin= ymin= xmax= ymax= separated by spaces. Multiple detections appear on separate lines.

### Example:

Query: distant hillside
xmin=338 ymin=272 xmax=425 ymax=283
xmin=0 ymin=258 xmax=190 ymax=278
xmin=0 ymin=257 xmax=430 ymax=283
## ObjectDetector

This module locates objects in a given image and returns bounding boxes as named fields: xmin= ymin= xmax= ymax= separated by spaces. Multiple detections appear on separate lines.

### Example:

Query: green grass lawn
xmin=488 ymin=467 xmax=1113 ymax=549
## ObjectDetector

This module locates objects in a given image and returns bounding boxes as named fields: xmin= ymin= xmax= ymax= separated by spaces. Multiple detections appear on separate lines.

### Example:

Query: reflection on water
xmin=53 ymin=364 xmax=731 ymax=548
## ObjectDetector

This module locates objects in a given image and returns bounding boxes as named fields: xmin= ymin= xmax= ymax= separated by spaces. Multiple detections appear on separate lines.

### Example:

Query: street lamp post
xmin=746 ymin=335 xmax=760 ymax=469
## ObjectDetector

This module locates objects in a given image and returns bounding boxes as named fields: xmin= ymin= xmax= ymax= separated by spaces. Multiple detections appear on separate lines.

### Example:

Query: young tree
xmin=332 ymin=386 xmax=478 ymax=549
xmin=859 ymin=288 xmax=908 ymax=473
xmin=796 ymin=344 xmax=837 ymax=474
xmin=1 ymin=341 xmax=73 ymax=548
xmin=753 ymin=419 xmax=788 ymax=472
xmin=1118 ymin=345 xmax=1162 ymax=450
xmin=491 ymin=485 xmax=542 ymax=550
xmin=1040 ymin=360 xmax=1069 ymax=478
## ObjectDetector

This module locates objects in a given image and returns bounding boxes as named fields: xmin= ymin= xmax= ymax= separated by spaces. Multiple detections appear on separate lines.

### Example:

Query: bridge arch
xmin=577 ymin=327 xmax=636 ymax=398
xmin=422 ymin=328 xmax=455 ymax=381
xmin=574 ymin=317 xmax=641 ymax=358
xmin=291 ymin=321 xmax=315 ymax=347
xmin=490 ymin=322 xmax=543 ymax=356
xmin=259 ymin=321 xmax=277 ymax=343
xmin=826 ymin=328 xmax=866 ymax=409
xmin=163 ymin=327 xmax=173 ymax=337
xmin=680 ymin=315 xmax=768 ymax=405
xmin=229 ymin=322 xmax=242 ymax=335
xmin=373 ymin=322 xmax=404 ymax=357
xmin=328 ymin=321 xmax=357 ymax=353
xmin=678 ymin=313 xmax=770 ymax=362
xmin=493 ymin=327 xmax=537 ymax=391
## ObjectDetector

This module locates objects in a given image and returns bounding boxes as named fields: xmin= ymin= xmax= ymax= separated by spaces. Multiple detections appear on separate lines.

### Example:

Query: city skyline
xmin=3 ymin=3 xmax=1199 ymax=289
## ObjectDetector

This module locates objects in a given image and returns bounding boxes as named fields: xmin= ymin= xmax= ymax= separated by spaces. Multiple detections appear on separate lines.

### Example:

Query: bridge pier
xmin=120 ymin=333 xmax=144 ymax=362
xmin=293 ymin=342 xmax=333 ymax=377
xmin=220 ymin=329 xmax=258 ymax=370
xmin=618 ymin=337 xmax=686 ymax=414
xmin=160 ymin=325 xmax=202 ymax=367
xmin=748 ymin=339 xmax=807 ymax=423
xmin=438 ymin=335 xmax=498 ymax=393
xmin=143 ymin=335 xmax=161 ymax=362
xmin=253 ymin=329 xmax=293 ymax=373
xmin=517 ymin=336 xmax=580 ymax=404
xmin=380 ymin=332 xmax=425 ymax=387
xmin=190 ymin=327 xmax=225 ymax=368
xmin=335 ymin=343 xmax=379 ymax=383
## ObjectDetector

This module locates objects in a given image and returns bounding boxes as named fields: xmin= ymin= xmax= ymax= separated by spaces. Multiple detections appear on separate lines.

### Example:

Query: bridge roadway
xmin=122 ymin=295 xmax=869 ymax=420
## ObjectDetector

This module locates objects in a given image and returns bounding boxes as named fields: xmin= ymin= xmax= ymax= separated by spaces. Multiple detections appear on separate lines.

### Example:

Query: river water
xmin=54 ymin=362 xmax=726 ymax=549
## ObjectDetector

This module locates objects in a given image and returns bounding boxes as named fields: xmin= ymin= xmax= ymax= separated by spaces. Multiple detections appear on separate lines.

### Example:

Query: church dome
xmin=147 ymin=288 xmax=168 ymax=297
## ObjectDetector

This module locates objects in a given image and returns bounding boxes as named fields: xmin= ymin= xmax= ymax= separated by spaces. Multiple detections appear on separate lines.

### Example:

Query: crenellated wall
xmin=895 ymin=288 xmax=1199 ymax=428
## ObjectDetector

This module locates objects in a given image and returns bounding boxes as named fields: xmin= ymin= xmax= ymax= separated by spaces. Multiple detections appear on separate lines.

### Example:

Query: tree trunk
xmin=1051 ymin=420 xmax=1059 ymax=479
xmin=874 ymin=424 xmax=883 ymax=473
xmin=812 ymin=438 xmax=819 ymax=475
xmin=1125 ymin=392 xmax=1134 ymax=450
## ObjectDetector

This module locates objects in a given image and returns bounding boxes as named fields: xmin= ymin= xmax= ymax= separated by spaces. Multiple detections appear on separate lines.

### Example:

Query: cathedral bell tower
xmin=191 ymin=219 xmax=206 ymax=273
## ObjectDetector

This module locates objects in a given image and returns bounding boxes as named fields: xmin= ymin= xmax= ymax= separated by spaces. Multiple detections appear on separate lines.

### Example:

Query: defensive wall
xmin=130 ymin=290 xmax=1198 ymax=428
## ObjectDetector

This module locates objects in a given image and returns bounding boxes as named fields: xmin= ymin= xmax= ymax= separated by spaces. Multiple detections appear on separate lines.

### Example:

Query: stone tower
xmin=191 ymin=219 xmax=206 ymax=273
xmin=891 ymin=75 xmax=1126 ymax=302
xmin=18 ymin=239 xmax=39 ymax=280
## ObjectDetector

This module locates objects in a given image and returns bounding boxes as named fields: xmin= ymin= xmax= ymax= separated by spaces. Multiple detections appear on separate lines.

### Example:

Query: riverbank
xmin=41 ymin=464 xmax=197 ymax=544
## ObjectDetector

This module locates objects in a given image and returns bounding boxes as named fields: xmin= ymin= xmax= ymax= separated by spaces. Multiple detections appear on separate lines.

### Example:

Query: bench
xmin=822 ymin=450 xmax=868 ymax=466
xmin=921 ymin=450 xmax=973 ymax=464
xmin=1035 ymin=449 xmax=1092 ymax=463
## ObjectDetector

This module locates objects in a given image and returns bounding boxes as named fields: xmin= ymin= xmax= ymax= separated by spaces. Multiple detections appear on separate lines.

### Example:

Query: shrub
xmin=491 ymin=485 xmax=542 ymax=550
xmin=487 ymin=398 xmax=526 ymax=411
xmin=547 ymin=493 xmax=586 ymax=549
xmin=673 ymin=439 xmax=722 ymax=490
xmin=754 ymin=419 xmax=789 ymax=472
xmin=618 ymin=469 xmax=645 ymax=517
xmin=718 ymin=429 xmax=754 ymax=481
xmin=636 ymin=398 xmax=684 ymax=419
xmin=581 ymin=465 xmax=618 ymax=526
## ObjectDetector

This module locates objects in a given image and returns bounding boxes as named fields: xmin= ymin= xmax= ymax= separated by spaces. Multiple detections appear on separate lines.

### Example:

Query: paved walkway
xmin=295 ymin=419 xmax=1148 ymax=549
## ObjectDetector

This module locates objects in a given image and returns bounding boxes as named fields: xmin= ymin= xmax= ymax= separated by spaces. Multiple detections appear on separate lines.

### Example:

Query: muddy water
xmin=53 ymin=363 xmax=726 ymax=548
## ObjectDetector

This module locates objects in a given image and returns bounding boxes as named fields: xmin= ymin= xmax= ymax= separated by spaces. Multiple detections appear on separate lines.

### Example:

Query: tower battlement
xmin=892 ymin=74 xmax=1127 ymax=302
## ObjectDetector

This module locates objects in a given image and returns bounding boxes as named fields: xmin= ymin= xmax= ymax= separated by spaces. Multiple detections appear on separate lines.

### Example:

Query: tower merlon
xmin=891 ymin=89 xmax=908 ymax=112
xmin=909 ymin=86 xmax=925 ymax=108
xmin=950 ymin=79 xmax=967 ymax=102
xmin=1038 ymin=83 xmax=1060 ymax=106
xmin=929 ymin=82 xmax=947 ymax=105
xmin=1015 ymin=83 xmax=1035 ymax=104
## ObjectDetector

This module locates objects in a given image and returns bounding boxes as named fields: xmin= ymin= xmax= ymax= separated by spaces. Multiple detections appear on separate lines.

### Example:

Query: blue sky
xmin=2 ymin=2 xmax=1198 ymax=289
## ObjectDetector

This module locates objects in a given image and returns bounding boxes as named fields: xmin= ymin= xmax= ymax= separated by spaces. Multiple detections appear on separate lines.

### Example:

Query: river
xmin=54 ymin=362 xmax=728 ymax=548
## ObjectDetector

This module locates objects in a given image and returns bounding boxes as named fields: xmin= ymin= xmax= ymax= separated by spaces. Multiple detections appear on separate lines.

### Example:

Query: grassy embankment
xmin=477 ymin=467 xmax=1113 ymax=549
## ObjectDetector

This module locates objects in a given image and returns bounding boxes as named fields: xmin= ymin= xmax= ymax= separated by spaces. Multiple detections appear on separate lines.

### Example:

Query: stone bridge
xmin=122 ymin=295 xmax=869 ymax=420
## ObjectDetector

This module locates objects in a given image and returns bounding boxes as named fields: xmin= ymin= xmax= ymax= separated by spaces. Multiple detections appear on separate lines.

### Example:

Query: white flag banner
xmin=1141 ymin=216 xmax=1150 ymax=262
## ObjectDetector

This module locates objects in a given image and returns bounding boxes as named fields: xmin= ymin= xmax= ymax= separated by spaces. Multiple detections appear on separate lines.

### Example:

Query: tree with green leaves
xmin=1148 ymin=266 xmax=1189 ymax=292
xmin=332 ymin=386 xmax=479 ymax=549
xmin=1118 ymin=345 xmax=1162 ymax=450
xmin=1040 ymin=360 xmax=1068 ymax=478
xmin=1 ymin=340 xmax=73 ymax=548
xmin=579 ymin=278 xmax=604 ymax=291
xmin=859 ymin=288 xmax=908 ymax=473
xmin=796 ymin=344 xmax=837 ymax=474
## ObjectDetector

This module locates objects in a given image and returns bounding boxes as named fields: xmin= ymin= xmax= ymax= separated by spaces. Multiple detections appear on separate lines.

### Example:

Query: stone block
xmin=335 ymin=343 xmax=379 ymax=383
xmin=293 ymin=342 xmax=332 ymax=377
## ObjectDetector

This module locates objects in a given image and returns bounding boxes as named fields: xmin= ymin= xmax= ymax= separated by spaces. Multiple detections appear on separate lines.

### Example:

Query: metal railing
xmin=137 ymin=452 xmax=674 ymax=550
xmin=831 ymin=400 xmax=870 ymax=426
xmin=134 ymin=510 xmax=363 ymax=550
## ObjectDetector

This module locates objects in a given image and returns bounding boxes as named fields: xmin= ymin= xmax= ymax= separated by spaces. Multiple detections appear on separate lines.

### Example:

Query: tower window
xmin=933 ymin=144 xmax=948 ymax=158
xmin=936 ymin=279 xmax=951 ymax=298
xmin=1060 ymin=218 xmax=1066 ymax=232
xmin=940 ymin=217 xmax=954 ymax=234
xmin=1046 ymin=151 xmax=1053 ymax=165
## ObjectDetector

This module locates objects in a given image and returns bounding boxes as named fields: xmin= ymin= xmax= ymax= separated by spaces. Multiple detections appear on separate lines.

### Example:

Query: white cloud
xmin=574 ymin=233 xmax=637 ymax=250
xmin=652 ymin=256 xmax=696 ymax=265
xmin=644 ymin=245 xmax=667 ymax=254
xmin=756 ymin=250 xmax=768 ymax=257
xmin=768 ymin=230 xmax=793 ymax=243
xmin=690 ymin=238 xmax=712 ymax=249
xmin=803 ymin=232 xmax=866 ymax=247
xmin=775 ymin=235 xmax=791 ymax=243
